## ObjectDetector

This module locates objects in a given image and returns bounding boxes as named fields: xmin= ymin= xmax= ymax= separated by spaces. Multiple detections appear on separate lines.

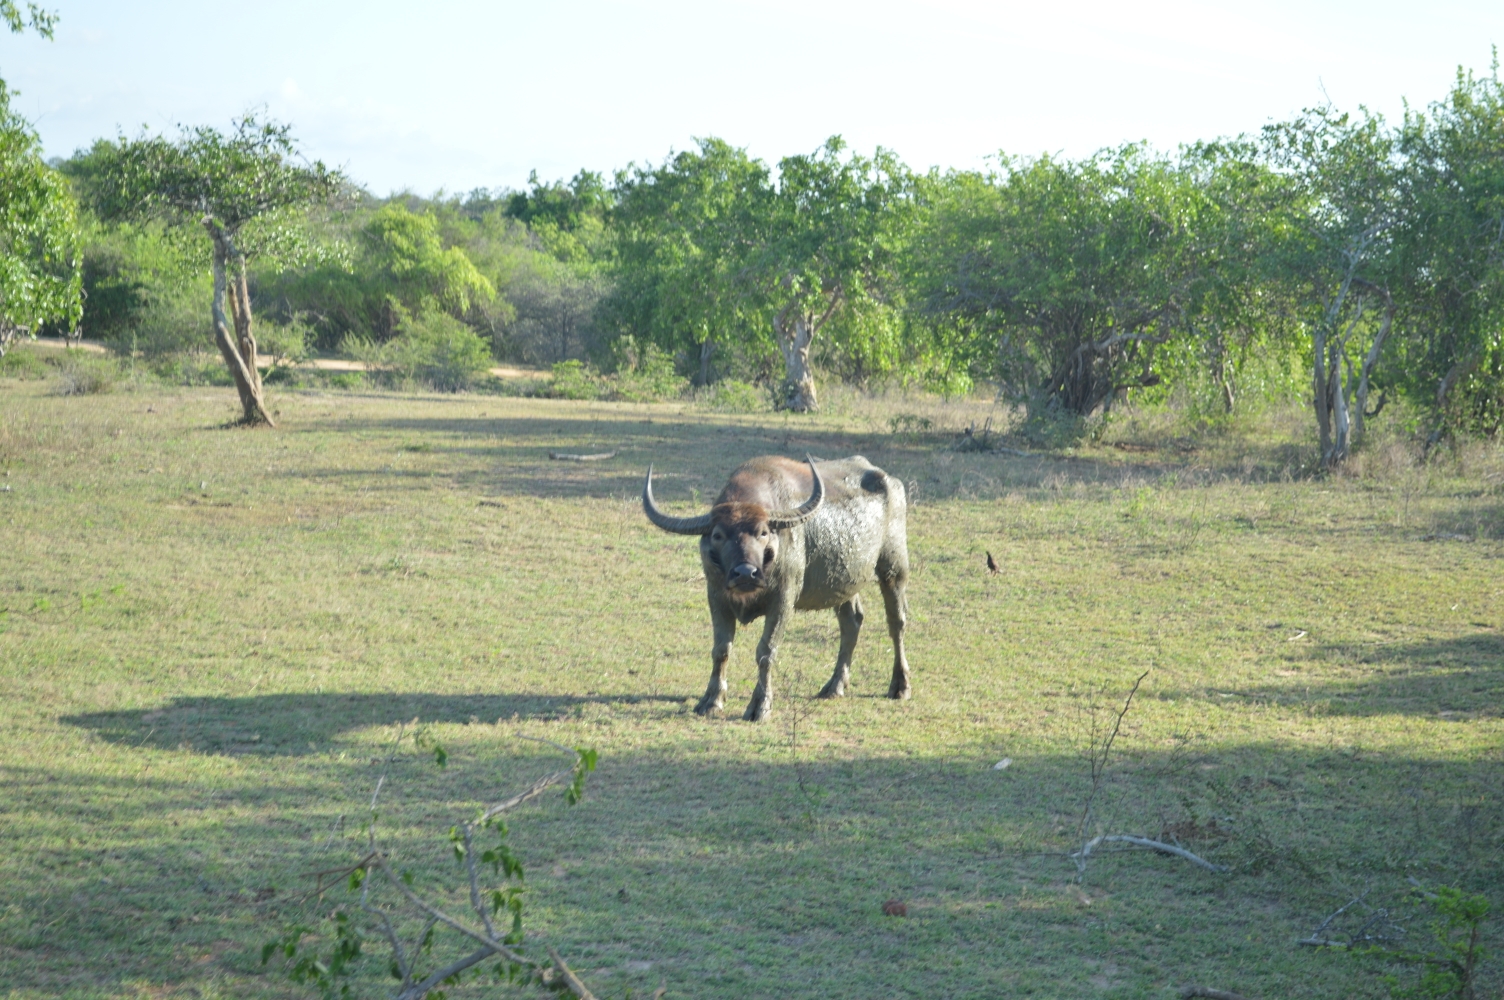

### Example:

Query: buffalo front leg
xmin=743 ymin=603 xmax=790 ymax=722
xmin=880 ymin=573 xmax=911 ymax=700
xmin=817 ymin=595 xmax=864 ymax=698
xmin=695 ymin=606 xmax=736 ymax=716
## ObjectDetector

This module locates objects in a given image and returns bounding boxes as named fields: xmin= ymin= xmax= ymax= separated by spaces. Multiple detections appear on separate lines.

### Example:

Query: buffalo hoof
xmin=816 ymin=677 xmax=847 ymax=699
xmin=887 ymin=682 xmax=911 ymax=700
xmin=693 ymin=696 xmax=724 ymax=717
xmin=742 ymin=694 xmax=771 ymax=722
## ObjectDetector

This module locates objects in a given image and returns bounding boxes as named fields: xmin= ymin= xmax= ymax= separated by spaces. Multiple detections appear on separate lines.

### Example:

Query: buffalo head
xmin=642 ymin=457 xmax=824 ymax=596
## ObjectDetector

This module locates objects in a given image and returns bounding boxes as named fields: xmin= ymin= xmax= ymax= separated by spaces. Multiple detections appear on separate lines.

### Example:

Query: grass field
xmin=2 ymin=348 xmax=1502 ymax=999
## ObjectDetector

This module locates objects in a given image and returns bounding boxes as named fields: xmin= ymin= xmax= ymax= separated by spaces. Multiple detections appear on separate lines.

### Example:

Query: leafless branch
xmin=397 ymin=945 xmax=502 ymax=1000
xmin=549 ymin=451 xmax=618 ymax=462
xmin=462 ymin=824 xmax=497 ymax=941
xmin=548 ymin=945 xmax=599 ymax=1000
xmin=1076 ymin=671 xmax=1149 ymax=851
xmin=1072 ymin=835 xmax=1228 ymax=873
xmin=1180 ymin=987 xmax=1250 ymax=1000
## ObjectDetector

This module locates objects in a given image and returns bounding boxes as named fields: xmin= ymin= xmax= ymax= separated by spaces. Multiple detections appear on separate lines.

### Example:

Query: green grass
xmin=2 ymin=359 xmax=1502 ymax=999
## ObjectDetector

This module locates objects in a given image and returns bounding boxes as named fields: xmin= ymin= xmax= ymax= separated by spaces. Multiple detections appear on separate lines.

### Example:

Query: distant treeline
xmin=10 ymin=63 xmax=1504 ymax=461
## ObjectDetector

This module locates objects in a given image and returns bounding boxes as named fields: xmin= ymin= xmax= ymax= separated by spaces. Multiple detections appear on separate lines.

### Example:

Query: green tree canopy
xmin=358 ymin=203 xmax=494 ymax=335
xmin=1393 ymin=64 xmax=1504 ymax=438
xmin=1262 ymin=105 xmax=1403 ymax=466
xmin=606 ymin=138 xmax=771 ymax=383
xmin=911 ymin=147 xmax=1199 ymax=420
xmin=79 ymin=113 xmax=341 ymax=424
xmin=0 ymin=79 xmax=81 ymax=356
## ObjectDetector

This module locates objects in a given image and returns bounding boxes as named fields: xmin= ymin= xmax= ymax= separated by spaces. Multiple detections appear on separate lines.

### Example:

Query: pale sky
xmin=0 ymin=0 xmax=1499 ymax=196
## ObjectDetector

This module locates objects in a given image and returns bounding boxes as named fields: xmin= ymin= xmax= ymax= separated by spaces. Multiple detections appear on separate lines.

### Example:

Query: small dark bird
xmin=986 ymin=551 xmax=1000 ymax=576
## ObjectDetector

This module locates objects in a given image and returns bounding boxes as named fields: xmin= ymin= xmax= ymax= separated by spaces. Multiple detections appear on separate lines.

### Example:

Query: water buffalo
xmin=643 ymin=455 xmax=911 ymax=721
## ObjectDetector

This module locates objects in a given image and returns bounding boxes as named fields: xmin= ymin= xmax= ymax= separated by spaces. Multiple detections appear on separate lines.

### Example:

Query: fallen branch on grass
xmin=549 ymin=450 xmax=618 ymax=462
xmin=1071 ymin=834 xmax=1228 ymax=873
xmin=1180 ymin=987 xmax=1250 ymax=1000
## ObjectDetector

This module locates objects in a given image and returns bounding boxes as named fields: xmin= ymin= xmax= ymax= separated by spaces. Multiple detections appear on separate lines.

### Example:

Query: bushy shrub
xmin=611 ymin=344 xmax=687 ymax=401
xmin=345 ymin=311 xmax=494 ymax=391
xmin=54 ymin=354 xmax=120 ymax=395
xmin=257 ymin=315 xmax=314 ymax=367
xmin=326 ymin=372 xmax=364 ymax=390
xmin=0 ymin=347 xmax=48 ymax=379
xmin=150 ymin=352 xmax=235 ymax=386
xmin=700 ymin=379 xmax=768 ymax=413
xmin=549 ymin=359 xmax=602 ymax=400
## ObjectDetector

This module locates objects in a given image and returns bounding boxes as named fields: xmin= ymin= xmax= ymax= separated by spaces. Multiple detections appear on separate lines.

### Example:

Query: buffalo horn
xmin=767 ymin=456 xmax=825 ymax=529
xmin=642 ymin=465 xmax=715 ymax=535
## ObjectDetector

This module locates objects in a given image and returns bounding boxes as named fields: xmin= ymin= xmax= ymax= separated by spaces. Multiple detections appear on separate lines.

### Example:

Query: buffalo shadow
xmin=62 ymin=690 xmax=683 ymax=757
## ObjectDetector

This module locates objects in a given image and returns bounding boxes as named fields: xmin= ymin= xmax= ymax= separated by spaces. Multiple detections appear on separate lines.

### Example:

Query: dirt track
xmin=28 ymin=336 xmax=548 ymax=380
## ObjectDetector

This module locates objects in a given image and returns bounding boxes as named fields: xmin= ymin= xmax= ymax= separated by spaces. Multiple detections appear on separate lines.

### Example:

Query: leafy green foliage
xmin=0 ymin=80 xmax=82 ymax=344
xmin=1357 ymin=885 xmax=1490 ymax=999
xmin=344 ymin=310 xmax=493 ymax=392
xmin=0 ymin=0 xmax=55 ymax=37
xmin=262 ymin=912 xmax=364 ymax=1000
xmin=358 ymin=204 xmax=494 ymax=336
xmin=567 ymin=746 xmax=597 ymax=806
xmin=77 ymin=113 xmax=341 ymax=242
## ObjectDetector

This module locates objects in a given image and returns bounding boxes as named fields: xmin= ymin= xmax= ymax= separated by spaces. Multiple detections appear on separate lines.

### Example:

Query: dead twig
xmin=1298 ymin=891 xmax=1369 ymax=947
xmin=1074 ymin=670 xmax=1149 ymax=880
xmin=1180 ymin=988 xmax=1250 ymax=1000
xmin=549 ymin=450 xmax=617 ymax=462
xmin=1071 ymin=835 xmax=1227 ymax=873
xmin=548 ymin=945 xmax=599 ymax=1000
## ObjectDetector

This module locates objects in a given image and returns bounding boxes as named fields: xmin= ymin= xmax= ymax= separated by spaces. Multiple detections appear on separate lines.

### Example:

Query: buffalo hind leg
xmin=696 ymin=607 xmax=736 ymax=716
xmin=744 ymin=603 xmax=789 ymax=722
xmin=818 ymin=595 xmax=864 ymax=698
xmin=880 ymin=573 xmax=911 ymax=700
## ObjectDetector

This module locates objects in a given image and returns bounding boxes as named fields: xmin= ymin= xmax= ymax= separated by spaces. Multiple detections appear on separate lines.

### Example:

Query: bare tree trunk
xmin=775 ymin=306 xmax=819 ymax=412
xmin=1210 ymin=327 xmax=1235 ymax=413
xmin=695 ymin=339 xmax=715 ymax=387
xmin=204 ymin=219 xmax=275 ymax=427
xmin=1312 ymin=324 xmax=1333 ymax=468
xmin=1351 ymin=291 xmax=1393 ymax=445
xmin=0 ymin=323 xmax=23 ymax=358
xmin=1330 ymin=343 xmax=1351 ymax=464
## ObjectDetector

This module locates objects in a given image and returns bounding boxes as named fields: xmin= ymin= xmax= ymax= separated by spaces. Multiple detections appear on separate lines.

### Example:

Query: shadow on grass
xmin=61 ymin=691 xmax=684 ymax=756
xmin=293 ymin=413 xmax=1168 ymax=502
xmin=7 ymin=740 xmax=1504 ymax=998
xmin=1161 ymin=634 xmax=1504 ymax=718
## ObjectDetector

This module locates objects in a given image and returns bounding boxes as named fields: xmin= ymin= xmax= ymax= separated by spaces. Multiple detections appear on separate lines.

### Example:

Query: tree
xmin=0 ymin=0 xmax=79 ymax=357
xmin=1263 ymin=107 xmax=1402 ymax=468
xmin=754 ymin=138 xmax=911 ymax=411
xmin=607 ymin=138 xmax=771 ymax=384
xmin=504 ymin=169 xmax=610 ymax=267
xmin=0 ymin=79 xmax=81 ymax=357
xmin=1162 ymin=141 xmax=1303 ymax=415
xmin=358 ymin=203 xmax=494 ymax=338
xmin=1392 ymin=63 xmax=1504 ymax=439
xmin=82 ymin=114 xmax=340 ymax=425
xmin=911 ymin=147 xmax=1196 ymax=420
